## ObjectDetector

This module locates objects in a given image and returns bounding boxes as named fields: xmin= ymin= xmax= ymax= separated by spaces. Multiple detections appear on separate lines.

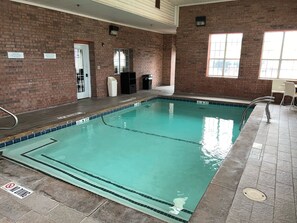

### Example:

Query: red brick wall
xmin=175 ymin=0 xmax=297 ymax=99
xmin=0 ymin=0 xmax=163 ymax=114
xmin=94 ymin=25 xmax=163 ymax=96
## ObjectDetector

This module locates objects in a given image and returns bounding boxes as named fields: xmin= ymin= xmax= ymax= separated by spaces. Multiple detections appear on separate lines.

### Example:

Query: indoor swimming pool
xmin=2 ymin=98 xmax=252 ymax=222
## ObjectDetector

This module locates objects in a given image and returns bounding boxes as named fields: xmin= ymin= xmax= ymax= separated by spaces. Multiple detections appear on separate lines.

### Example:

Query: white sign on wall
xmin=7 ymin=52 xmax=24 ymax=59
xmin=44 ymin=53 xmax=57 ymax=59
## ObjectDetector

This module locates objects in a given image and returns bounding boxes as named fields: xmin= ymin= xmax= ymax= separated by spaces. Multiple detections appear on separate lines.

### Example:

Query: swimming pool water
xmin=3 ymin=98 xmax=251 ymax=222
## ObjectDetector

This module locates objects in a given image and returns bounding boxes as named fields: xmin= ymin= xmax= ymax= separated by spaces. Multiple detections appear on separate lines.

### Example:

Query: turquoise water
xmin=3 ymin=99 xmax=250 ymax=222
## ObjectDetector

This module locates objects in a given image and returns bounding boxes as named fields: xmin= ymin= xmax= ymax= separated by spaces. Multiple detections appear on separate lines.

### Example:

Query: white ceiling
xmin=11 ymin=0 xmax=235 ymax=34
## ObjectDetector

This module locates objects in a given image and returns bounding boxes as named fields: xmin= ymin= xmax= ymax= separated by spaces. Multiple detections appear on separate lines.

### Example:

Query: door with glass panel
xmin=74 ymin=43 xmax=91 ymax=99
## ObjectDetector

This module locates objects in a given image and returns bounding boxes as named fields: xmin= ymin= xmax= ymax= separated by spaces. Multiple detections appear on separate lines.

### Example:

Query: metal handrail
xmin=240 ymin=96 xmax=275 ymax=130
xmin=0 ymin=107 xmax=18 ymax=130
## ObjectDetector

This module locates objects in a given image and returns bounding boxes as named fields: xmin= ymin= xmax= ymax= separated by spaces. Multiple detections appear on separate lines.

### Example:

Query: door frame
xmin=74 ymin=43 xmax=91 ymax=99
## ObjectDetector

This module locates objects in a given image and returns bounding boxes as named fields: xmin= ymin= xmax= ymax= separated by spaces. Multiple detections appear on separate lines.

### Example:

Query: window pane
xmin=119 ymin=50 xmax=126 ymax=72
xmin=282 ymin=31 xmax=297 ymax=59
xmin=262 ymin=32 xmax=283 ymax=59
xmin=113 ymin=50 xmax=119 ymax=73
xmin=260 ymin=31 xmax=297 ymax=79
xmin=259 ymin=60 xmax=279 ymax=78
xmin=208 ymin=33 xmax=242 ymax=77
xmin=224 ymin=60 xmax=240 ymax=77
xmin=210 ymin=34 xmax=226 ymax=59
xmin=123 ymin=49 xmax=130 ymax=71
xmin=279 ymin=60 xmax=297 ymax=79
xmin=114 ymin=49 xmax=132 ymax=74
xmin=208 ymin=59 xmax=224 ymax=76
xmin=225 ymin=34 xmax=243 ymax=59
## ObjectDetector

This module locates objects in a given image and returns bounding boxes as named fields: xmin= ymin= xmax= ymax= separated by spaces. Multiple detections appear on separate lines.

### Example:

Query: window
xmin=260 ymin=31 xmax=297 ymax=79
xmin=207 ymin=33 xmax=243 ymax=78
xmin=113 ymin=49 xmax=133 ymax=74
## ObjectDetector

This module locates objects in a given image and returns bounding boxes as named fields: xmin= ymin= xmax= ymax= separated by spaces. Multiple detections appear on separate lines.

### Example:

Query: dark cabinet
xmin=120 ymin=72 xmax=136 ymax=94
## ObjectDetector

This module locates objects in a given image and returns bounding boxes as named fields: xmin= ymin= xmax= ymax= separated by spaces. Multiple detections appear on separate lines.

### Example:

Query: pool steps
xmin=0 ymin=106 xmax=18 ymax=130
xmin=240 ymin=96 xmax=274 ymax=130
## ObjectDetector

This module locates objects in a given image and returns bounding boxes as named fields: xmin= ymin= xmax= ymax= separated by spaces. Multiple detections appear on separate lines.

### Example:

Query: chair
xmin=271 ymin=79 xmax=285 ymax=96
xmin=280 ymin=82 xmax=297 ymax=108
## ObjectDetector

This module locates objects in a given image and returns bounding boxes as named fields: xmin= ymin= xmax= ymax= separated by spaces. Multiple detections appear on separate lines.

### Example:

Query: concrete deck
xmin=0 ymin=87 xmax=296 ymax=223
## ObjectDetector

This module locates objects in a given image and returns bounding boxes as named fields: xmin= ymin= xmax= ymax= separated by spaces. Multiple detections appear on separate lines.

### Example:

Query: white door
xmin=74 ymin=44 xmax=91 ymax=99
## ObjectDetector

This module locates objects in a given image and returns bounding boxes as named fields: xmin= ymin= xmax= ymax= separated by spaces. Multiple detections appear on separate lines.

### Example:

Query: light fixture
xmin=196 ymin=16 xmax=206 ymax=26
xmin=155 ymin=0 xmax=160 ymax=9
xmin=109 ymin=25 xmax=119 ymax=36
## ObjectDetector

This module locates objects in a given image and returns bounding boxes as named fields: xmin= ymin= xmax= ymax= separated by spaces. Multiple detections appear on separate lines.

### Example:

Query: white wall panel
xmin=92 ymin=0 xmax=176 ymax=25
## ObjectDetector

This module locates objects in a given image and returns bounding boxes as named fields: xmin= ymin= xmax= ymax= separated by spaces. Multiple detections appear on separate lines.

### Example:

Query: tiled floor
xmin=226 ymin=104 xmax=297 ymax=223
xmin=0 ymin=87 xmax=297 ymax=222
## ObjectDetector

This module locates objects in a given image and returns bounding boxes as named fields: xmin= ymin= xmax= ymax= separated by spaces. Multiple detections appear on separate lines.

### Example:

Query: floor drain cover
xmin=243 ymin=188 xmax=266 ymax=201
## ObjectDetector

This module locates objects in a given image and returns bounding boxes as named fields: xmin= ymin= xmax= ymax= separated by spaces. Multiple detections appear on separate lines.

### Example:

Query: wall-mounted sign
xmin=44 ymin=53 xmax=57 ymax=59
xmin=7 ymin=52 xmax=24 ymax=59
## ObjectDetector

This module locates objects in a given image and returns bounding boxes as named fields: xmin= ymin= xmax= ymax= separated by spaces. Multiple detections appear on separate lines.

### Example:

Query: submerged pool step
xmin=101 ymin=115 xmax=202 ymax=145
xmin=3 ymin=138 xmax=57 ymax=157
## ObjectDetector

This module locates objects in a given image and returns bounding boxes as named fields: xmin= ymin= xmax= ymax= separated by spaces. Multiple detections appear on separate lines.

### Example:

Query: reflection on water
xmin=201 ymin=117 xmax=234 ymax=164
xmin=169 ymin=102 xmax=174 ymax=118
xmin=169 ymin=197 xmax=188 ymax=215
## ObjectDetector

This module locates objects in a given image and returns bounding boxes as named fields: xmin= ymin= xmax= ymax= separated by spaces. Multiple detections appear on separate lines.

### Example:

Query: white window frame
xmin=207 ymin=33 xmax=243 ymax=78
xmin=259 ymin=31 xmax=297 ymax=80
xmin=114 ymin=48 xmax=132 ymax=74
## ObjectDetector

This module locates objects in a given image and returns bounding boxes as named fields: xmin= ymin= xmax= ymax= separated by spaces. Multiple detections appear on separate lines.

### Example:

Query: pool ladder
xmin=240 ymin=96 xmax=275 ymax=130
xmin=0 ymin=106 xmax=18 ymax=130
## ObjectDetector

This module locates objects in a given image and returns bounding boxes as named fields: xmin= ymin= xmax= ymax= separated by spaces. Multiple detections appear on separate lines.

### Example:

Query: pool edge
xmin=0 ymin=95 xmax=259 ymax=223
xmin=189 ymin=103 xmax=264 ymax=222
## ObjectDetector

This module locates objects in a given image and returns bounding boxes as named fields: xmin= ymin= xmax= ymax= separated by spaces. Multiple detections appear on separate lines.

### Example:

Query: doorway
xmin=74 ymin=43 xmax=91 ymax=99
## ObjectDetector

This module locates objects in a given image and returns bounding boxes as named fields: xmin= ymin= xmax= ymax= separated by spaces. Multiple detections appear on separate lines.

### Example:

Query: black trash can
xmin=142 ymin=74 xmax=152 ymax=90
